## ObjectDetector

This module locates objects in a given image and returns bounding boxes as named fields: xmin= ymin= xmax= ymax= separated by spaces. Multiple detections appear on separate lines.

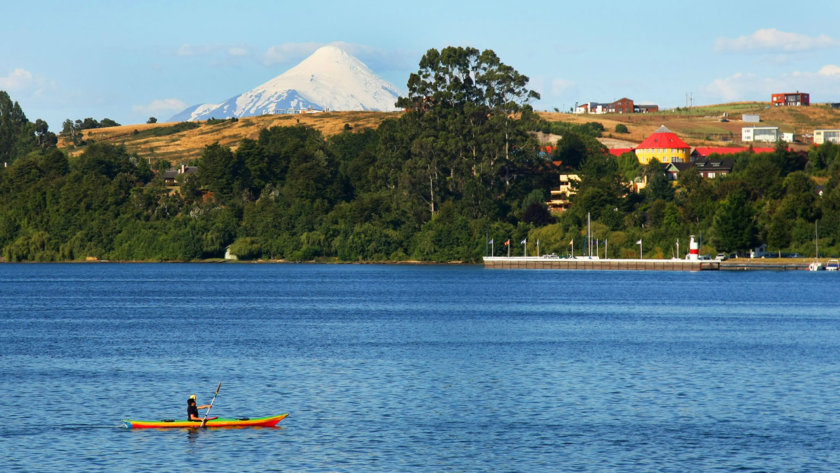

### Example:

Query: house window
xmin=708 ymin=172 xmax=716 ymax=178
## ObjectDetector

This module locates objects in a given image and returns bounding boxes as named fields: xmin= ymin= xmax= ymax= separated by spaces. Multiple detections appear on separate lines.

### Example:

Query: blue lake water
xmin=1 ymin=263 xmax=840 ymax=472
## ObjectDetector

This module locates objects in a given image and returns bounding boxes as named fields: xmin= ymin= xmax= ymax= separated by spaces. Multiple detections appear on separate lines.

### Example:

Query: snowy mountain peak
xmin=171 ymin=45 xmax=401 ymax=122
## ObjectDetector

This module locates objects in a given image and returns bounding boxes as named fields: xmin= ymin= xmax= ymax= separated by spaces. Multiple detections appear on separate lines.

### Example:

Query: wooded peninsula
xmin=1 ymin=46 xmax=840 ymax=263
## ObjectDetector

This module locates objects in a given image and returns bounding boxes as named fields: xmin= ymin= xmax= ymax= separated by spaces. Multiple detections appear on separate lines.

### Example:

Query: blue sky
xmin=3 ymin=0 xmax=840 ymax=130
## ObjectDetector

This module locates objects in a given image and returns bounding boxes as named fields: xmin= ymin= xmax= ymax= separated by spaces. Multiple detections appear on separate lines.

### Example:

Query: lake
xmin=1 ymin=263 xmax=840 ymax=472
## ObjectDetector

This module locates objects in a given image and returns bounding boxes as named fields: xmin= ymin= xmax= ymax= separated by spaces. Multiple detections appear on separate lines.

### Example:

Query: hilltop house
xmin=742 ymin=126 xmax=780 ymax=143
xmin=772 ymin=92 xmax=809 ymax=107
xmin=814 ymin=129 xmax=840 ymax=145
xmin=634 ymin=125 xmax=691 ymax=164
xmin=663 ymin=159 xmax=735 ymax=181
xmin=162 ymin=164 xmax=198 ymax=186
xmin=575 ymin=97 xmax=658 ymax=114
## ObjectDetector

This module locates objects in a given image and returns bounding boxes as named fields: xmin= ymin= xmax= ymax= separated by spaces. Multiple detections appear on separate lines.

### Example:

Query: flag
xmin=488 ymin=239 xmax=493 ymax=245
xmin=636 ymin=239 xmax=642 ymax=245
xmin=504 ymin=239 xmax=510 ymax=246
xmin=521 ymin=239 xmax=526 ymax=245
xmin=569 ymin=239 xmax=573 ymax=245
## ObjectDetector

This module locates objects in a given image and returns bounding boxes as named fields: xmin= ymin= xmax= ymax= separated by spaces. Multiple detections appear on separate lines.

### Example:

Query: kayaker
xmin=187 ymin=394 xmax=218 ymax=422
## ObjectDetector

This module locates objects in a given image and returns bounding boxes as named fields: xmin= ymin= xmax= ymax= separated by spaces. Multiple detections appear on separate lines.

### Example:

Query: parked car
xmin=715 ymin=253 xmax=728 ymax=261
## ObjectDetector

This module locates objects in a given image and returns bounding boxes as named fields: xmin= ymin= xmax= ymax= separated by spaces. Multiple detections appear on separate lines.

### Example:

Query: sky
xmin=3 ymin=0 xmax=840 ymax=130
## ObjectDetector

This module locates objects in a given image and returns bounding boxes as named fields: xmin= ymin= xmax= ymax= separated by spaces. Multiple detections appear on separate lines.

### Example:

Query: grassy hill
xmin=57 ymin=103 xmax=840 ymax=163
xmin=59 ymin=111 xmax=398 ymax=164
xmin=538 ymin=102 xmax=840 ymax=150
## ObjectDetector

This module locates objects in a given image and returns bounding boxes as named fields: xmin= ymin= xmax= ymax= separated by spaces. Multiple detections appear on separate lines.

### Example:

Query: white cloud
xmin=715 ymin=29 xmax=840 ymax=53
xmin=262 ymin=42 xmax=322 ymax=66
xmin=705 ymin=73 xmax=750 ymax=102
xmin=551 ymin=78 xmax=576 ymax=96
xmin=177 ymin=43 xmax=253 ymax=61
xmin=132 ymin=98 xmax=188 ymax=116
xmin=819 ymin=64 xmax=840 ymax=76
xmin=0 ymin=68 xmax=34 ymax=90
xmin=0 ymin=68 xmax=55 ymax=98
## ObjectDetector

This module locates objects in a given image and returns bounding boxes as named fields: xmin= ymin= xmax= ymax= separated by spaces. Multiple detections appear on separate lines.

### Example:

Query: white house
xmin=814 ymin=129 xmax=840 ymax=145
xmin=742 ymin=126 xmax=780 ymax=143
xmin=575 ymin=102 xmax=609 ymax=114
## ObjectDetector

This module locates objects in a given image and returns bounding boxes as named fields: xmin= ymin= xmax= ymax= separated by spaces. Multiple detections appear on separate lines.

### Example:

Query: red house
xmin=772 ymin=92 xmax=809 ymax=106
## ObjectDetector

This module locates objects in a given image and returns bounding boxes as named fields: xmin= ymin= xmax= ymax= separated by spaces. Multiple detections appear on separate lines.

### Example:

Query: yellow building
xmin=634 ymin=125 xmax=691 ymax=164
xmin=547 ymin=173 xmax=579 ymax=213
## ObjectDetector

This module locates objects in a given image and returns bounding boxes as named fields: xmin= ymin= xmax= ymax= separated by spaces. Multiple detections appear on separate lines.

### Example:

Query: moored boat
xmin=827 ymin=259 xmax=839 ymax=271
xmin=123 ymin=413 xmax=288 ymax=429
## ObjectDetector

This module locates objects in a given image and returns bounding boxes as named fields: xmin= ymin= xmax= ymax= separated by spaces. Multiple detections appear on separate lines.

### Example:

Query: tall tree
xmin=395 ymin=46 xmax=540 ymax=220
xmin=712 ymin=189 xmax=757 ymax=252
xmin=0 ymin=91 xmax=37 ymax=164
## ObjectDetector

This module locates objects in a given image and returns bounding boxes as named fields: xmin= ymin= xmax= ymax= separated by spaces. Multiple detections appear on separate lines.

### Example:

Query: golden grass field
xmin=61 ymin=111 xmax=398 ymax=163
xmin=538 ymin=102 xmax=840 ymax=150
xmin=58 ymin=103 xmax=840 ymax=164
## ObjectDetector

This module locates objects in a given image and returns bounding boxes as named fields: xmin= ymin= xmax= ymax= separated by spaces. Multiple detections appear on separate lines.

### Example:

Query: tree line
xmin=1 ymin=46 xmax=840 ymax=262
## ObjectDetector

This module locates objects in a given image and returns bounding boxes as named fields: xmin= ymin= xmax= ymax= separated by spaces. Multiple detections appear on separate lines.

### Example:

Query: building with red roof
xmin=634 ymin=125 xmax=691 ymax=164
xmin=608 ymin=147 xmax=635 ymax=157
xmin=772 ymin=92 xmax=809 ymax=107
xmin=692 ymin=147 xmax=776 ymax=159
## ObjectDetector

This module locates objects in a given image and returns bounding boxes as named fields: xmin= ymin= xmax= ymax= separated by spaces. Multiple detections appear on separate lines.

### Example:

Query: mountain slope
xmin=171 ymin=45 xmax=401 ymax=121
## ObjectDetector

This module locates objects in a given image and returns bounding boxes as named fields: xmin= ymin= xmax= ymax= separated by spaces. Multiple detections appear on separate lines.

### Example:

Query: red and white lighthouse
xmin=688 ymin=235 xmax=699 ymax=261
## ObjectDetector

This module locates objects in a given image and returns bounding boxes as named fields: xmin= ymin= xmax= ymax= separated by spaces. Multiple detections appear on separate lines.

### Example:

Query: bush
xmin=615 ymin=124 xmax=629 ymax=133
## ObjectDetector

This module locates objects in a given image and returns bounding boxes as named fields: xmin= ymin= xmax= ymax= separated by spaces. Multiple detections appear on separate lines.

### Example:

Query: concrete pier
xmin=483 ymin=256 xmax=720 ymax=271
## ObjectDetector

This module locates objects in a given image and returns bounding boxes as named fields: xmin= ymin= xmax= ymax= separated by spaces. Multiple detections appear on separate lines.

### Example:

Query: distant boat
xmin=827 ymin=259 xmax=839 ymax=271
xmin=809 ymin=261 xmax=824 ymax=271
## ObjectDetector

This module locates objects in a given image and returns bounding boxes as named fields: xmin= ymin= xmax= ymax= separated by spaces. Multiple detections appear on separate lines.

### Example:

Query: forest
xmin=2 ymin=46 xmax=840 ymax=263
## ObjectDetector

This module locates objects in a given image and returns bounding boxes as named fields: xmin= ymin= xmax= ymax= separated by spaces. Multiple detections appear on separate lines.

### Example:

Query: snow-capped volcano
xmin=171 ymin=45 xmax=401 ymax=121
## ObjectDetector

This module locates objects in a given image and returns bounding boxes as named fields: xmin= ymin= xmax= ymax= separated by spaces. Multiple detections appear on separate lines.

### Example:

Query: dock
xmin=483 ymin=256 xmax=719 ymax=271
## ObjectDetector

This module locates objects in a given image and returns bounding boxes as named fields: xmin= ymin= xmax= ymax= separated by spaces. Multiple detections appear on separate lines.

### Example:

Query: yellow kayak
xmin=123 ymin=413 xmax=288 ymax=429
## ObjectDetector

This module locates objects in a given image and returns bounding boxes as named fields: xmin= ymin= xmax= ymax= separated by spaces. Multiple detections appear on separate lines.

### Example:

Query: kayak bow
xmin=123 ymin=413 xmax=288 ymax=429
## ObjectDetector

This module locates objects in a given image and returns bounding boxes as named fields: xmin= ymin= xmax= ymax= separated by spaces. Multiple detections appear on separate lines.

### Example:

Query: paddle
xmin=200 ymin=381 xmax=222 ymax=428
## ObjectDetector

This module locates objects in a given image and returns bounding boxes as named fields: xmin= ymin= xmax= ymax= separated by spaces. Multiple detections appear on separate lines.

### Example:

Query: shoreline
xmin=0 ymin=257 xmax=823 ymax=270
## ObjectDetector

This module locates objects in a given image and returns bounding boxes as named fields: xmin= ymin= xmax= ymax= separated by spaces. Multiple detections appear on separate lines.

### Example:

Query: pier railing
xmin=483 ymin=257 xmax=719 ymax=271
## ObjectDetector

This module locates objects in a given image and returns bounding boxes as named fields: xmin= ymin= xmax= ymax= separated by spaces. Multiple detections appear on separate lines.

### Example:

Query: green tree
xmin=100 ymin=118 xmax=121 ymax=127
xmin=0 ymin=91 xmax=37 ymax=164
xmin=712 ymin=190 xmax=757 ymax=252
xmin=198 ymin=143 xmax=248 ymax=201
